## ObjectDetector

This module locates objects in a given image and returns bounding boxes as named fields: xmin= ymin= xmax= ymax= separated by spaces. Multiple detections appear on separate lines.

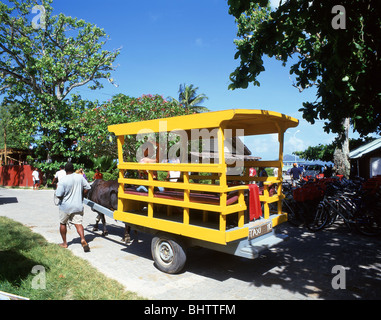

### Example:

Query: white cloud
xmin=286 ymin=134 xmax=306 ymax=153
xmin=244 ymin=134 xmax=279 ymax=160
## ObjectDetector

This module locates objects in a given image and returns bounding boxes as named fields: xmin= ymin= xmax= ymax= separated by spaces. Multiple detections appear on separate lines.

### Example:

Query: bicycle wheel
xmin=283 ymin=198 xmax=301 ymax=226
xmin=306 ymin=203 xmax=329 ymax=232
xmin=325 ymin=199 xmax=341 ymax=227
xmin=354 ymin=209 xmax=381 ymax=236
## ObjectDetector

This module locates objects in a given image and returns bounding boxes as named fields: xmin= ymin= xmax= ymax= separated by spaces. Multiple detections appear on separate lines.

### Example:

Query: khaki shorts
xmin=59 ymin=210 xmax=84 ymax=225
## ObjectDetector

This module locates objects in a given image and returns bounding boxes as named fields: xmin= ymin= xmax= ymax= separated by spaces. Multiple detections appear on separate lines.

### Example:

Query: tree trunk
xmin=3 ymin=127 xmax=7 ymax=165
xmin=333 ymin=118 xmax=350 ymax=178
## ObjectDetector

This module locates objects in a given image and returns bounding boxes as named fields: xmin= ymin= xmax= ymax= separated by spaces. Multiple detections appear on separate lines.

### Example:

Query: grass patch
xmin=0 ymin=216 xmax=144 ymax=300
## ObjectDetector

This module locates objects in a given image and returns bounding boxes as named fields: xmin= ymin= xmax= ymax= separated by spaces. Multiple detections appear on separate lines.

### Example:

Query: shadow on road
xmin=82 ymin=216 xmax=381 ymax=300
xmin=0 ymin=196 xmax=18 ymax=205
xmin=186 ymin=224 xmax=381 ymax=299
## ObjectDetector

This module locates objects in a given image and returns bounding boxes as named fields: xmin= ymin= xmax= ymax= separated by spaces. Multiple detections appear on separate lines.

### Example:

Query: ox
xmin=87 ymin=179 xmax=132 ymax=243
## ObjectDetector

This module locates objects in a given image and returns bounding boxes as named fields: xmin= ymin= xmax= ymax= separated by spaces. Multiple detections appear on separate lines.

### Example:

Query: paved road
xmin=1 ymin=187 xmax=380 ymax=300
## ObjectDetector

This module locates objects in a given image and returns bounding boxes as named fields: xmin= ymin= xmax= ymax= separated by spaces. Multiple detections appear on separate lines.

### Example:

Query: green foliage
xmin=294 ymin=144 xmax=336 ymax=162
xmin=91 ymin=155 xmax=116 ymax=172
xmin=32 ymin=160 xmax=85 ymax=185
xmin=171 ymin=84 xmax=209 ymax=113
xmin=228 ymin=0 xmax=381 ymax=136
xmin=100 ymin=169 xmax=118 ymax=181
xmin=77 ymin=93 xmax=193 ymax=161
xmin=0 ymin=0 xmax=120 ymax=161
xmin=90 ymin=155 xmax=118 ymax=181
xmin=0 ymin=102 xmax=33 ymax=150
xmin=294 ymin=137 xmax=378 ymax=162
xmin=0 ymin=1 xmax=200 ymax=170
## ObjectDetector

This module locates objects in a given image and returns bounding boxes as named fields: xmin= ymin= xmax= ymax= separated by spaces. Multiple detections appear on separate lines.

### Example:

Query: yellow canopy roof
xmin=108 ymin=109 xmax=299 ymax=136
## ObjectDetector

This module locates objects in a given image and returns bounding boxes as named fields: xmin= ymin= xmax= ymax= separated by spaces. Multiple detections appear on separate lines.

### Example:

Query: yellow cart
xmin=99 ymin=109 xmax=298 ymax=273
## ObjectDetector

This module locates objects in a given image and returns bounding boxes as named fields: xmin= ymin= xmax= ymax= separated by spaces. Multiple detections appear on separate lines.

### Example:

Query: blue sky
xmin=31 ymin=0 xmax=359 ymax=159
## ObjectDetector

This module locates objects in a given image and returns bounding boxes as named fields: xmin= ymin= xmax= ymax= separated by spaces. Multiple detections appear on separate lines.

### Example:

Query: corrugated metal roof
xmin=349 ymin=137 xmax=381 ymax=159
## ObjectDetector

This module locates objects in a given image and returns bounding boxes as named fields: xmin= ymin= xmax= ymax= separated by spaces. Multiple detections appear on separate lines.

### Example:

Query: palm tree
xmin=91 ymin=155 xmax=117 ymax=173
xmin=172 ymin=84 xmax=209 ymax=113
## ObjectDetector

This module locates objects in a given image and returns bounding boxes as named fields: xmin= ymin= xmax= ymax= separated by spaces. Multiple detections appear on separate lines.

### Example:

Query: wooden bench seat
xmin=124 ymin=187 xmax=239 ymax=206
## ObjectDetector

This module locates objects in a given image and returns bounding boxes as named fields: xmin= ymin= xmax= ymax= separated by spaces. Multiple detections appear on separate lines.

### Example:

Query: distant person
xmin=52 ymin=165 xmax=66 ymax=188
xmin=32 ymin=168 xmax=40 ymax=190
xmin=93 ymin=168 xmax=103 ymax=180
xmin=248 ymin=167 xmax=257 ymax=184
xmin=325 ymin=165 xmax=333 ymax=178
xmin=55 ymin=162 xmax=91 ymax=252
xmin=273 ymin=167 xmax=279 ymax=178
xmin=290 ymin=163 xmax=302 ymax=186
xmin=166 ymin=158 xmax=181 ymax=182
xmin=75 ymin=168 xmax=87 ymax=181
xmin=80 ymin=168 xmax=87 ymax=181
xmin=258 ymin=167 xmax=268 ymax=187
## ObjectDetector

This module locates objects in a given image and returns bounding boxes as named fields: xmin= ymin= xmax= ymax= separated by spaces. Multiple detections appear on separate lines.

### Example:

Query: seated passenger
xmin=166 ymin=158 xmax=181 ymax=182
xmin=137 ymin=140 xmax=164 ymax=192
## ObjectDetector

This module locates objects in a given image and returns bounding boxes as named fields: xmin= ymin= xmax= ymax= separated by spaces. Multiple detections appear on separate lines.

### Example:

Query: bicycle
xmin=307 ymin=182 xmax=381 ymax=236
xmin=352 ymin=190 xmax=381 ymax=236
xmin=281 ymin=181 xmax=305 ymax=226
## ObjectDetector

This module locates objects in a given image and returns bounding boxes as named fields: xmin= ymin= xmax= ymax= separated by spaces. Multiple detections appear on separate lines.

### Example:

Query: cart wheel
xmin=151 ymin=235 xmax=187 ymax=274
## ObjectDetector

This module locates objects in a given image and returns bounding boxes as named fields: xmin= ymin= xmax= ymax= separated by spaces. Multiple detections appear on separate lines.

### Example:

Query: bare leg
xmin=59 ymin=223 xmax=68 ymax=248
xmin=74 ymin=224 xmax=90 ymax=252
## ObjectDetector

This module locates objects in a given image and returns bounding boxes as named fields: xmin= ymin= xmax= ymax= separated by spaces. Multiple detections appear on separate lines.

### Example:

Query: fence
xmin=0 ymin=165 xmax=41 ymax=187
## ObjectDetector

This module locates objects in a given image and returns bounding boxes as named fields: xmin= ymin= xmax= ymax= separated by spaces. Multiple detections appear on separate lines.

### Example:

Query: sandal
xmin=81 ymin=240 xmax=90 ymax=252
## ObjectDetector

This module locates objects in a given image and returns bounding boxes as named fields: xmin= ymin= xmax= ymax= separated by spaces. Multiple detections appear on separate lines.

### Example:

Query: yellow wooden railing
xmin=109 ymin=109 xmax=298 ymax=245
xmin=112 ymin=162 xmax=286 ymax=245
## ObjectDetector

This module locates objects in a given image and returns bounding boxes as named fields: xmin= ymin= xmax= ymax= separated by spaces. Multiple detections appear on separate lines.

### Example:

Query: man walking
xmin=56 ymin=162 xmax=91 ymax=252
xmin=290 ymin=163 xmax=302 ymax=186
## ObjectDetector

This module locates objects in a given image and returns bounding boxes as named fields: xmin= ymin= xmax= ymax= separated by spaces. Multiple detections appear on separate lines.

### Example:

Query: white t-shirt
xmin=55 ymin=169 xmax=66 ymax=182
xmin=32 ymin=170 xmax=39 ymax=181
xmin=56 ymin=173 xmax=91 ymax=214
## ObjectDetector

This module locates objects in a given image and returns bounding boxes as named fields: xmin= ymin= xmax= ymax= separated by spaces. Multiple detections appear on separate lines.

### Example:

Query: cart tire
xmin=151 ymin=235 xmax=187 ymax=274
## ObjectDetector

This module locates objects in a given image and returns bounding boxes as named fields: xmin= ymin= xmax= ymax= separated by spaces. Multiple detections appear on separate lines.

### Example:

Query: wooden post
xmin=148 ymin=170 xmax=154 ymax=218
xmin=183 ymin=172 xmax=190 ymax=225
xmin=277 ymin=129 xmax=284 ymax=215
xmin=117 ymin=135 xmax=125 ymax=212
xmin=218 ymin=126 xmax=227 ymax=232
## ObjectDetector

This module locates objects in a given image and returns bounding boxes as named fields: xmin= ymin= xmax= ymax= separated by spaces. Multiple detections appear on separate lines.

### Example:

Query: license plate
xmin=248 ymin=221 xmax=272 ymax=240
